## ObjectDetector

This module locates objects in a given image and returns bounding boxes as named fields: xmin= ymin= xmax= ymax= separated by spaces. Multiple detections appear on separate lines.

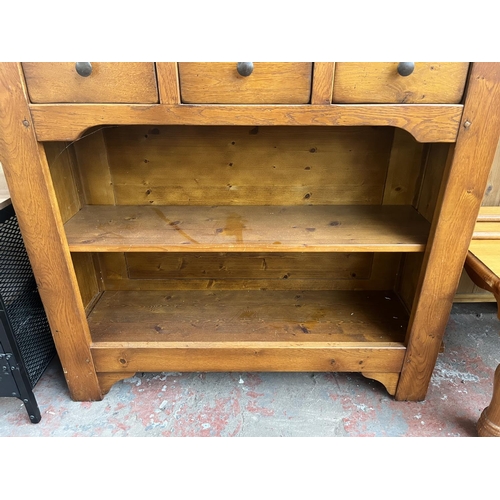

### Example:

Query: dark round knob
xmin=236 ymin=62 xmax=254 ymax=77
xmin=397 ymin=62 xmax=415 ymax=77
xmin=75 ymin=62 xmax=92 ymax=77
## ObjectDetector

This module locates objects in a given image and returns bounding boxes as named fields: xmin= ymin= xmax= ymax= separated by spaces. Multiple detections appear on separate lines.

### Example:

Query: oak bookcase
xmin=1 ymin=62 xmax=499 ymax=402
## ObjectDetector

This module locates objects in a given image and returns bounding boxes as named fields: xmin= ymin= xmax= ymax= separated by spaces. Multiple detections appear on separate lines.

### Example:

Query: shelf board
xmin=65 ymin=205 xmax=430 ymax=253
xmin=89 ymin=290 xmax=407 ymax=373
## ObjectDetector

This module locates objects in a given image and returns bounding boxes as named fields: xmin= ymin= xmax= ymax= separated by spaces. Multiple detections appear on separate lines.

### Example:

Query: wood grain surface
xmin=383 ymin=128 xmax=425 ymax=205
xmin=97 ymin=252 xmax=400 ymax=292
xmin=89 ymin=289 xmax=409 ymax=344
xmin=73 ymin=129 xmax=115 ymax=205
xmin=469 ymin=242 xmax=500 ymax=278
xmin=333 ymin=63 xmax=470 ymax=104
xmin=22 ymin=62 xmax=158 ymax=103
xmin=89 ymin=289 xmax=407 ymax=373
xmin=71 ymin=253 xmax=102 ymax=315
xmin=64 ymin=205 xmax=430 ymax=253
xmin=477 ymin=365 xmax=500 ymax=437
xmin=43 ymin=142 xmax=82 ymax=223
xmin=155 ymin=63 xmax=180 ymax=104
xmin=102 ymin=125 xmax=394 ymax=206
xmin=178 ymin=63 xmax=312 ymax=104
xmin=482 ymin=139 xmax=500 ymax=206
xmin=28 ymin=103 xmax=464 ymax=143
xmin=92 ymin=344 xmax=406 ymax=374
xmin=456 ymin=206 xmax=500 ymax=301
xmin=311 ymin=63 xmax=335 ymax=104
xmin=0 ymin=63 xmax=102 ymax=400
xmin=396 ymin=63 xmax=500 ymax=401
xmin=124 ymin=252 xmax=372 ymax=281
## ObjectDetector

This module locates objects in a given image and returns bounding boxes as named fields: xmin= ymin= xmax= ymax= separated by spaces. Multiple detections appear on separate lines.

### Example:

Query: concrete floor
xmin=1 ymin=301 xmax=499 ymax=437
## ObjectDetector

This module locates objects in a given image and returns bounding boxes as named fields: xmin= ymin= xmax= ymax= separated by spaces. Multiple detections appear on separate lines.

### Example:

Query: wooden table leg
xmin=464 ymin=251 xmax=500 ymax=436
xmin=477 ymin=365 xmax=500 ymax=437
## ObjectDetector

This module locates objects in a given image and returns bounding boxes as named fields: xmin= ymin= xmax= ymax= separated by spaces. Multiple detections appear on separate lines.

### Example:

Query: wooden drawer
xmin=22 ymin=63 xmax=158 ymax=103
xmin=178 ymin=62 xmax=313 ymax=104
xmin=332 ymin=63 xmax=470 ymax=104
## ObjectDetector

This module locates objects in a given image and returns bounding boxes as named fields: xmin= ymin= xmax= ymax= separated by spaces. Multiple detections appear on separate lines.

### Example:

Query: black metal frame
xmin=0 ymin=314 xmax=41 ymax=422
xmin=0 ymin=202 xmax=55 ymax=423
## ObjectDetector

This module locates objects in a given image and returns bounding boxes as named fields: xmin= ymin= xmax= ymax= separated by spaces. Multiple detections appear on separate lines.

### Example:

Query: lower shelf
xmin=88 ymin=290 xmax=408 ymax=374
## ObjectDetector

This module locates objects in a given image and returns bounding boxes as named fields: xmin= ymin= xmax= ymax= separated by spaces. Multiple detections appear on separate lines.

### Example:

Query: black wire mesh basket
xmin=0 ymin=202 xmax=55 ymax=422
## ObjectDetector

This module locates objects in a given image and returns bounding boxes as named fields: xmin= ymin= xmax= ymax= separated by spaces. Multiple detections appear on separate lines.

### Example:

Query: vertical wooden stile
xmin=156 ymin=63 xmax=181 ymax=104
xmin=311 ymin=63 xmax=335 ymax=105
xmin=396 ymin=63 xmax=500 ymax=401
xmin=0 ymin=63 xmax=102 ymax=401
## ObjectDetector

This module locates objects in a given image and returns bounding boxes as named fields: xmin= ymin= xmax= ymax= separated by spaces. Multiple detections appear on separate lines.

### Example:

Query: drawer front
xmin=22 ymin=63 xmax=159 ymax=103
xmin=178 ymin=62 xmax=313 ymax=104
xmin=332 ymin=63 xmax=470 ymax=104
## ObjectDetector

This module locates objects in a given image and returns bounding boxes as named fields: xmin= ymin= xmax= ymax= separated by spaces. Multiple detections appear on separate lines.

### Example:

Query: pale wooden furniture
xmin=456 ymin=202 xmax=500 ymax=302
xmin=0 ymin=62 xmax=499 ymax=403
xmin=464 ymin=210 xmax=500 ymax=436
xmin=478 ymin=365 xmax=500 ymax=437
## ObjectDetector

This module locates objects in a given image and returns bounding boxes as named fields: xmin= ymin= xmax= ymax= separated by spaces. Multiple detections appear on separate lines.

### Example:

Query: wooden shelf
xmin=89 ymin=289 xmax=408 ymax=373
xmin=65 ymin=205 xmax=430 ymax=253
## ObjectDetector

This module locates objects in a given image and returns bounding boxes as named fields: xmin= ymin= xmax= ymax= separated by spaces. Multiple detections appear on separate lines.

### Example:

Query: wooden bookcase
xmin=0 ymin=62 xmax=499 ymax=402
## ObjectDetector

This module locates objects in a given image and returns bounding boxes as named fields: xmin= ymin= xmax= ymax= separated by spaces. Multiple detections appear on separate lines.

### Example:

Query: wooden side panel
xmin=178 ymin=63 xmax=313 ymax=104
xmin=393 ymin=135 xmax=438 ymax=308
xmin=311 ymin=63 xmax=335 ymax=105
xmin=397 ymin=253 xmax=424 ymax=312
xmin=416 ymin=143 xmax=452 ymax=223
xmin=72 ymin=253 xmax=102 ymax=315
xmin=104 ymin=125 xmax=394 ymax=206
xmin=73 ymin=128 xmax=115 ymax=205
xmin=396 ymin=63 xmax=500 ymax=401
xmin=156 ymin=63 xmax=180 ymax=104
xmin=43 ymin=142 xmax=82 ymax=223
xmin=383 ymin=129 xmax=425 ymax=205
xmin=0 ymin=63 xmax=101 ymax=401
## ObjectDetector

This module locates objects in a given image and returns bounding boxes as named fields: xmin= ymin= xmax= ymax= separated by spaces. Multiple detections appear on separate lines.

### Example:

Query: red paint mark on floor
xmin=246 ymin=391 xmax=264 ymax=398
xmin=246 ymin=400 xmax=275 ymax=417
